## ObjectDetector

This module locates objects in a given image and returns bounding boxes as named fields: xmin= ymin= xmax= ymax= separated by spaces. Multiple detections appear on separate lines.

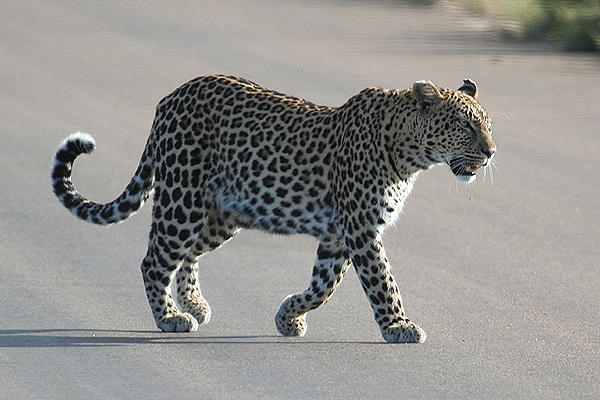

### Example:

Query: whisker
xmin=490 ymin=110 xmax=511 ymax=121
xmin=490 ymin=158 xmax=499 ymax=172
xmin=448 ymin=157 xmax=463 ymax=169
xmin=482 ymin=163 xmax=492 ymax=185
xmin=489 ymin=159 xmax=497 ymax=186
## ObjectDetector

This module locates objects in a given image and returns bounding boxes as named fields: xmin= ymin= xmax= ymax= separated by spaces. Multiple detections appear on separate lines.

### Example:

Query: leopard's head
xmin=412 ymin=79 xmax=496 ymax=183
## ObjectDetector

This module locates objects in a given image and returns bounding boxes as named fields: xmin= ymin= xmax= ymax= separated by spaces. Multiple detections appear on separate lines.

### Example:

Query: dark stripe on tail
xmin=51 ymin=132 xmax=154 ymax=225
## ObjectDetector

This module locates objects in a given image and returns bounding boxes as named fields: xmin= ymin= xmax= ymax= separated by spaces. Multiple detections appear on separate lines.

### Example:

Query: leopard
xmin=51 ymin=75 xmax=495 ymax=343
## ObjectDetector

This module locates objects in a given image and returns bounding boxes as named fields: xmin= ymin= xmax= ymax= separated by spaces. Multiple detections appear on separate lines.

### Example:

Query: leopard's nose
xmin=481 ymin=145 xmax=496 ymax=166
xmin=483 ymin=146 xmax=496 ymax=159
xmin=481 ymin=133 xmax=496 ymax=161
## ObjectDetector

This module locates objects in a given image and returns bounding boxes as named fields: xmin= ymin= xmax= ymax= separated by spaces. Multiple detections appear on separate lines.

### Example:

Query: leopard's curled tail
xmin=51 ymin=132 xmax=154 ymax=225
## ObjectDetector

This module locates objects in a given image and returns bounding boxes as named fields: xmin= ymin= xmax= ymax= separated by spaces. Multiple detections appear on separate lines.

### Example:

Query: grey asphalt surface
xmin=1 ymin=1 xmax=599 ymax=399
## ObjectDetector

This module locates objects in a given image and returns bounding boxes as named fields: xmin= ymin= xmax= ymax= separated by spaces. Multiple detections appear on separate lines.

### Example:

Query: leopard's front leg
xmin=347 ymin=229 xmax=426 ymax=343
xmin=275 ymin=239 xmax=351 ymax=337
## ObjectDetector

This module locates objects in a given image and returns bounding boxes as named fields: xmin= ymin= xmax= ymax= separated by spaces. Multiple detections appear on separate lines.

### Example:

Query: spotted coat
xmin=52 ymin=75 xmax=495 ymax=342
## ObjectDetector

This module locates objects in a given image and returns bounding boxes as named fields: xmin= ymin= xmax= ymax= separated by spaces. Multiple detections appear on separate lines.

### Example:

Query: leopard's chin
xmin=455 ymin=171 xmax=477 ymax=183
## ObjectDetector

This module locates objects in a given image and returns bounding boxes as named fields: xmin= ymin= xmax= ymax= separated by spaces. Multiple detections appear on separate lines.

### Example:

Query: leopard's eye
xmin=458 ymin=119 xmax=470 ymax=129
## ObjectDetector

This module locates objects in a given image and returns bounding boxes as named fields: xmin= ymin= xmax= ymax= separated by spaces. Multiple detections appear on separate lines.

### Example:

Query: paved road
xmin=1 ymin=1 xmax=599 ymax=399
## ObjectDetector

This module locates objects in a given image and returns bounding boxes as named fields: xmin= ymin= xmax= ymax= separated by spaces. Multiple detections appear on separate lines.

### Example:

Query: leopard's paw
xmin=156 ymin=313 xmax=199 ymax=333
xmin=275 ymin=310 xmax=307 ymax=337
xmin=179 ymin=297 xmax=211 ymax=325
xmin=382 ymin=321 xmax=426 ymax=343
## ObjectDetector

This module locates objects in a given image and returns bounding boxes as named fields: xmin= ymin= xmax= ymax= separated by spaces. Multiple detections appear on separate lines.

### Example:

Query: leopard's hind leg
xmin=175 ymin=216 xmax=239 ymax=326
xmin=141 ymin=223 xmax=199 ymax=332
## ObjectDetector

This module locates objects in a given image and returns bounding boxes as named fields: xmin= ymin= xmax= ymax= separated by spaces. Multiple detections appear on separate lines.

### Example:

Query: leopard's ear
xmin=412 ymin=80 xmax=443 ymax=113
xmin=458 ymin=79 xmax=478 ymax=100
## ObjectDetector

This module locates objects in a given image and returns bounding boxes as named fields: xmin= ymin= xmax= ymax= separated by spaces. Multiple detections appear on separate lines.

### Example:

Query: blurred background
xmin=422 ymin=0 xmax=600 ymax=51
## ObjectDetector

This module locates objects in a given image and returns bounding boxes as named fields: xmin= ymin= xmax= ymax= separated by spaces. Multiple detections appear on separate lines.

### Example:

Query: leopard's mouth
xmin=448 ymin=157 xmax=480 ymax=182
